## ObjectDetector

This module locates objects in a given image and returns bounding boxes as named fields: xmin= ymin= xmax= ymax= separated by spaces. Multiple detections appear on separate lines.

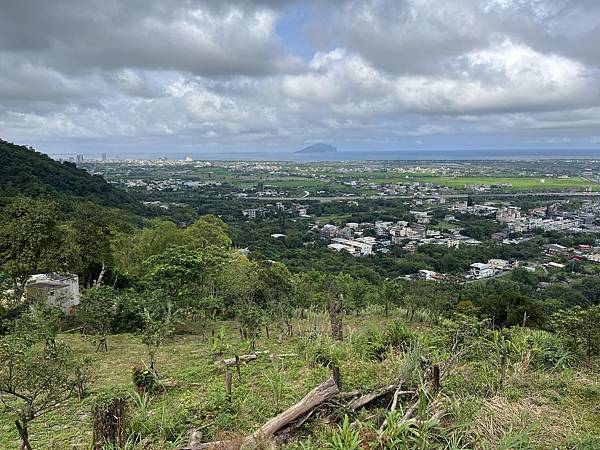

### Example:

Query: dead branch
xmin=378 ymin=382 xmax=406 ymax=432
xmin=187 ymin=378 xmax=339 ymax=450
xmin=219 ymin=354 xmax=258 ymax=367
xmin=347 ymin=383 xmax=398 ymax=411
xmin=218 ymin=352 xmax=297 ymax=367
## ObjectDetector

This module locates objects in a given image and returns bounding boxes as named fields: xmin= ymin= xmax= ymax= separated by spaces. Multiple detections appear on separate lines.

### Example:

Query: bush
xmin=132 ymin=365 xmax=157 ymax=394
xmin=298 ymin=335 xmax=344 ymax=368
xmin=349 ymin=321 xmax=415 ymax=361
xmin=383 ymin=320 xmax=414 ymax=350
xmin=506 ymin=328 xmax=574 ymax=372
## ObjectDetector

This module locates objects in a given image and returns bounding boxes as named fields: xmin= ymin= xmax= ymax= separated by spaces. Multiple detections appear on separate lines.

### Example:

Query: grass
xmin=0 ymin=313 xmax=598 ymax=449
xmin=413 ymin=176 xmax=597 ymax=190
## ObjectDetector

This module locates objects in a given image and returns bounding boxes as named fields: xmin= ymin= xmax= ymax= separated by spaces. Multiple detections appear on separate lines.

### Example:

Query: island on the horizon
xmin=295 ymin=143 xmax=337 ymax=154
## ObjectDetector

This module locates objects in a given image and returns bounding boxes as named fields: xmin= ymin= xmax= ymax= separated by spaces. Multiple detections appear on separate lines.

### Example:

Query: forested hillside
xmin=0 ymin=139 xmax=135 ymax=209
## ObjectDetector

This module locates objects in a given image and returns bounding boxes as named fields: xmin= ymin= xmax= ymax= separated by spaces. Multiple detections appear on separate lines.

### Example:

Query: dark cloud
xmin=0 ymin=0 xmax=296 ymax=77
xmin=0 ymin=0 xmax=599 ymax=152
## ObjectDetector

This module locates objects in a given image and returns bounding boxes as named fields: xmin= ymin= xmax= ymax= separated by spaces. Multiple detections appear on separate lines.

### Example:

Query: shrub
xmin=327 ymin=415 xmax=361 ymax=450
xmin=383 ymin=320 xmax=414 ymax=350
xmin=132 ymin=365 xmax=157 ymax=394
xmin=506 ymin=328 xmax=574 ymax=372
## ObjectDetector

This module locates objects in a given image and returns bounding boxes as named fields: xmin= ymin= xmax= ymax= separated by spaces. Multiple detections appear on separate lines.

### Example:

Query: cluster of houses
xmin=321 ymin=216 xmax=483 ymax=257
xmin=125 ymin=178 xmax=222 ymax=191
xmin=495 ymin=206 xmax=577 ymax=233
xmin=544 ymin=242 xmax=600 ymax=264
xmin=406 ymin=258 xmax=514 ymax=282
xmin=451 ymin=201 xmax=600 ymax=235
xmin=242 ymin=202 xmax=309 ymax=219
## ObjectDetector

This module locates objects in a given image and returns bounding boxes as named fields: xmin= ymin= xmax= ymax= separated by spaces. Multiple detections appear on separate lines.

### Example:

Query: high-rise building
xmin=76 ymin=154 xmax=84 ymax=164
xmin=185 ymin=154 xmax=193 ymax=162
xmin=101 ymin=152 xmax=107 ymax=161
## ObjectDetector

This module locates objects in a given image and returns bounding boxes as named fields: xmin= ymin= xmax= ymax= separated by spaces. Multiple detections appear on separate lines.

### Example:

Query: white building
xmin=488 ymin=259 xmax=510 ymax=271
xmin=415 ymin=269 xmax=445 ymax=281
xmin=496 ymin=206 xmax=521 ymax=223
xmin=26 ymin=273 xmax=80 ymax=314
xmin=242 ymin=208 xmax=268 ymax=219
xmin=330 ymin=238 xmax=373 ymax=255
xmin=320 ymin=224 xmax=338 ymax=239
xmin=328 ymin=243 xmax=355 ymax=254
xmin=470 ymin=263 xmax=494 ymax=279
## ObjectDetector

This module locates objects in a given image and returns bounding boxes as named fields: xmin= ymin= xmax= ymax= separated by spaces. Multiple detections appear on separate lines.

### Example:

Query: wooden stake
xmin=499 ymin=353 xmax=508 ymax=389
xmin=235 ymin=355 xmax=241 ymax=381
xmin=331 ymin=366 xmax=341 ymax=389
xmin=432 ymin=364 xmax=440 ymax=391
xmin=225 ymin=370 xmax=232 ymax=404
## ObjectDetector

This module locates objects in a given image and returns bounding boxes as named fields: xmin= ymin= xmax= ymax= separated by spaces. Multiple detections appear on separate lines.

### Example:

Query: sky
xmin=1 ymin=0 xmax=600 ymax=158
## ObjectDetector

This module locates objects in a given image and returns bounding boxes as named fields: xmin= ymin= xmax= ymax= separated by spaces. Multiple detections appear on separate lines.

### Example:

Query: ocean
xmin=50 ymin=148 xmax=600 ymax=162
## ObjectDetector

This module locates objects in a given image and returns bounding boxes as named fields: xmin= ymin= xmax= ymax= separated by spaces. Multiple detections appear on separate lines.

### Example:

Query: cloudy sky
xmin=1 ymin=0 xmax=600 ymax=158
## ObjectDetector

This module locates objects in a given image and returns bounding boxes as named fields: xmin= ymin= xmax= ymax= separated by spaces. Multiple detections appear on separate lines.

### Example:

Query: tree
xmin=69 ymin=202 xmax=130 ymax=287
xmin=258 ymin=262 xmax=295 ymax=336
xmin=218 ymin=256 xmax=263 ymax=344
xmin=479 ymin=289 xmax=545 ymax=328
xmin=78 ymin=286 xmax=118 ymax=351
xmin=112 ymin=219 xmax=182 ymax=278
xmin=0 ymin=198 xmax=69 ymax=301
xmin=140 ymin=302 xmax=175 ymax=376
xmin=185 ymin=215 xmax=231 ymax=250
xmin=348 ymin=280 xmax=370 ymax=316
xmin=0 ymin=312 xmax=87 ymax=449
xmin=143 ymin=246 xmax=230 ymax=322
xmin=552 ymin=306 xmax=600 ymax=360
xmin=379 ymin=280 xmax=403 ymax=317
xmin=112 ymin=215 xmax=231 ymax=279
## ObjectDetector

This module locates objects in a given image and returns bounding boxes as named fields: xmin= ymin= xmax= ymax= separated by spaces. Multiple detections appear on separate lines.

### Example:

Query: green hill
xmin=0 ymin=139 xmax=135 ymax=209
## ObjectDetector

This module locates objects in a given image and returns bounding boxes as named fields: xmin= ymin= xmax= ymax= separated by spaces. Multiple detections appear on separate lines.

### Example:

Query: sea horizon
xmin=49 ymin=147 xmax=600 ymax=162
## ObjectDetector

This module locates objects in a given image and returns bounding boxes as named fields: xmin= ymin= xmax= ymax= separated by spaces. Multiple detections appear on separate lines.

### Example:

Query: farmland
xmin=413 ymin=176 xmax=597 ymax=190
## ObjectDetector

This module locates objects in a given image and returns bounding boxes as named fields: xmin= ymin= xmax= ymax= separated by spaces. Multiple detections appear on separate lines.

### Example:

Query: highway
xmin=240 ymin=191 xmax=600 ymax=203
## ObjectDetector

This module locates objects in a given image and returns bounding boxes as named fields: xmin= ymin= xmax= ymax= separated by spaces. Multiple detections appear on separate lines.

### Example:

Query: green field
xmin=1 ymin=313 xmax=598 ymax=449
xmin=414 ymin=176 xmax=597 ymax=190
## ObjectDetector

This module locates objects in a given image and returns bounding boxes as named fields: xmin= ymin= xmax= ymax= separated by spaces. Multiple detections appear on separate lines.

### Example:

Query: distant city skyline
xmin=1 ymin=1 xmax=600 ymax=157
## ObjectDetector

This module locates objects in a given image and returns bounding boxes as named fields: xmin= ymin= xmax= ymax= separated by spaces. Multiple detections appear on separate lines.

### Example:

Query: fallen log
xmin=347 ymin=383 xmax=399 ymax=411
xmin=188 ymin=378 xmax=339 ymax=450
xmin=219 ymin=352 xmax=298 ymax=367
xmin=219 ymin=354 xmax=258 ymax=367
xmin=269 ymin=353 xmax=298 ymax=360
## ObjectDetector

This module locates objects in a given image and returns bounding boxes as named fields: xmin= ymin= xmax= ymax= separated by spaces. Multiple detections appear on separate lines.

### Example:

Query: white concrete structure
xmin=488 ymin=259 xmax=510 ymax=271
xmin=26 ymin=273 xmax=80 ymax=314
xmin=470 ymin=263 xmax=494 ymax=279
xmin=331 ymin=238 xmax=373 ymax=255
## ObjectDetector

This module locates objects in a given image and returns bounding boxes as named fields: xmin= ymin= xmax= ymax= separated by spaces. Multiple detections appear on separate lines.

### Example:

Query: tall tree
xmin=69 ymin=202 xmax=130 ymax=287
xmin=0 ymin=198 xmax=68 ymax=301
